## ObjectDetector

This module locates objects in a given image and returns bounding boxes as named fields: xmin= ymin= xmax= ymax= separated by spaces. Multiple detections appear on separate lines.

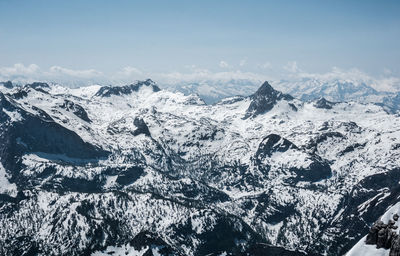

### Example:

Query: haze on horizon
xmin=0 ymin=0 xmax=399 ymax=88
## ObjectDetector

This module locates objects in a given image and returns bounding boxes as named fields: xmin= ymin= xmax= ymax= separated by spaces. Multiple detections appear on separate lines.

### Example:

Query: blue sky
xmin=0 ymin=0 xmax=399 ymax=85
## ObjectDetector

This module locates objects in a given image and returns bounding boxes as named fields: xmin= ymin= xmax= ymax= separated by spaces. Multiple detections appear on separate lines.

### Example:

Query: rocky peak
xmin=245 ymin=81 xmax=294 ymax=118
xmin=252 ymin=81 xmax=280 ymax=99
xmin=26 ymin=82 xmax=50 ymax=90
xmin=95 ymin=79 xmax=161 ymax=97
xmin=0 ymin=81 xmax=13 ymax=89
xmin=314 ymin=97 xmax=336 ymax=109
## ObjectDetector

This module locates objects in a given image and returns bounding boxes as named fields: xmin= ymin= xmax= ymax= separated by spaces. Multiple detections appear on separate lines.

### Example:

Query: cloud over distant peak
xmin=0 ymin=63 xmax=399 ymax=92
xmin=49 ymin=66 xmax=103 ymax=78
xmin=0 ymin=63 xmax=40 ymax=77
xmin=117 ymin=66 xmax=143 ymax=76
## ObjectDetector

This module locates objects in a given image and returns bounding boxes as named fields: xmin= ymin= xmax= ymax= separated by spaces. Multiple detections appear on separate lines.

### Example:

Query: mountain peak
xmin=252 ymin=81 xmax=276 ymax=98
xmin=0 ymin=81 xmax=13 ymax=89
xmin=245 ymin=81 xmax=294 ymax=118
xmin=26 ymin=82 xmax=50 ymax=90
xmin=314 ymin=97 xmax=336 ymax=109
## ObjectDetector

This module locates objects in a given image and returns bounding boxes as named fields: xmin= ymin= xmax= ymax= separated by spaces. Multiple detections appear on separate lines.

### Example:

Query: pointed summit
xmin=245 ymin=81 xmax=294 ymax=118
xmin=314 ymin=97 xmax=336 ymax=109
xmin=252 ymin=81 xmax=277 ymax=98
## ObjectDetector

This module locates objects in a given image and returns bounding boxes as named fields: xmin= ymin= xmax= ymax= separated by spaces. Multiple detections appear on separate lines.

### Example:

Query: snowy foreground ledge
xmin=346 ymin=236 xmax=389 ymax=256
xmin=346 ymin=202 xmax=400 ymax=256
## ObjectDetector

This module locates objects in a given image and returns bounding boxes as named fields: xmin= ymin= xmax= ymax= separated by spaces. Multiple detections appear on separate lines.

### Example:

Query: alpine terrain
xmin=1 ymin=79 xmax=400 ymax=256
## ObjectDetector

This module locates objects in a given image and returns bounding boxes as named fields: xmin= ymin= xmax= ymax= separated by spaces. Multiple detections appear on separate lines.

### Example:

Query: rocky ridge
xmin=0 ymin=80 xmax=400 ymax=255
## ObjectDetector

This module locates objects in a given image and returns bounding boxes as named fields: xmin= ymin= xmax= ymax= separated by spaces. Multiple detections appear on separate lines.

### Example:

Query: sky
xmin=0 ymin=0 xmax=399 ymax=88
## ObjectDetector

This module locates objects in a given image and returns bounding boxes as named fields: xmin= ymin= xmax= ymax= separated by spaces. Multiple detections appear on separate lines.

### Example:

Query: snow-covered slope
xmin=346 ymin=236 xmax=389 ymax=256
xmin=1 ymin=79 xmax=400 ymax=255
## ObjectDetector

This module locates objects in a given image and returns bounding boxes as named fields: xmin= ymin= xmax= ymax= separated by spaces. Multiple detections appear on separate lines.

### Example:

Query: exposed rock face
xmin=391 ymin=236 xmax=400 ymax=256
xmin=95 ymin=79 xmax=161 ymax=97
xmin=26 ymin=82 xmax=50 ymax=90
xmin=59 ymin=99 xmax=91 ymax=122
xmin=128 ymin=231 xmax=181 ymax=255
xmin=255 ymin=134 xmax=298 ymax=158
xmin=366 ymin=220 xmax=385 ymax=244
xmin=1 ymin=81 xmax=13 ymax=89
xmin=255 ymin=134 xmax=332 ymax=182
xmin=0 ymin=93 xmax=109 ymax=171
xmin=133 ymin=117 xmax=151 ymax=136
xmin=245 ymin=81 xmax=294 ymax=118
xmin=364 ymin=216 xmax=400 ymax=253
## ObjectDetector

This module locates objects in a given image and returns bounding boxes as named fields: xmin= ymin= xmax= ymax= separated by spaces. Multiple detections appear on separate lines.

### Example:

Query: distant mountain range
xmin=161 ymin=78 xmax=400 ymax=113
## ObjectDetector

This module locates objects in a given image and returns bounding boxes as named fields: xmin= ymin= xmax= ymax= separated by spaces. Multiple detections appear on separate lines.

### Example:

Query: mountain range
xmin=162 ymin=78 xmax=400 ymax=114
xmin=1 ymin=79 xmax=400 ymax=255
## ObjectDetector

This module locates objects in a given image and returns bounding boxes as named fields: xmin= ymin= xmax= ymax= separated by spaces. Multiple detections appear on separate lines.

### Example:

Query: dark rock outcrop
xmin=132 ymin=117 xmax=151 ymax=136
xmin=255 ymin=134 xmax=298 ymax=158
xmin=391 ymin=235 xmax=400 ymax=256
xmin=26 ymin=82 xmax=50 ymax=89
xmin=95 ymin=79 xmax=160 ymax=97
xmin=129 ymin=231 xmax=180 ymax=255
xmin=255 ymin=134 xmax=331 ymax=182
xmin=366 ymin=220 xmax=385 ymax=244
xmin=115 ymin=166 xmax=144 ymax=185
xmin=245 ymin=81 xmax=294 ymax=118
xmin=0 ymin=81 xmax=13 ymax=89
xmin=314 ymin=97 xmax=336 ymax=109
xmin=0 ymin=93 xmax=109 ymax=172
xmin=59 ymin=99 xmax=91 ymax=122
xmin=365 ymin=215 xmax=400 ymax=253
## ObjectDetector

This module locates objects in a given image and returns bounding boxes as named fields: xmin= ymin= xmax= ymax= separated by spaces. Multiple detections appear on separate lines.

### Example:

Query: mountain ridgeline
xmin=0 ymin=79 xmax=399 ymax=255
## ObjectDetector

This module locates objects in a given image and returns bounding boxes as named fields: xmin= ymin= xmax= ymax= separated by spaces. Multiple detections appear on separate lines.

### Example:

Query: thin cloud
xmin=118 ymin=66 xmax=143 ymax=76
xmin=156 ymin=69 xmax=268 ymax=84
xmin=260 ymin=62 xmax=272 ymax=69
xmin=0 ymin=63 xmax=40 ymax=77
xmin=219 ymin=61 xmax=229 ymax=68
xmin=49 ymin=66 xmax=103 ymax=78
xmin=0 ymin=63 xmax=399 ymax=92
xmin=284 ymin=61 xmax=300 ymax=73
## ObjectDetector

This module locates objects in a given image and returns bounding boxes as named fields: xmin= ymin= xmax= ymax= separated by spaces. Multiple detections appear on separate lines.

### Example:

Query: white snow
xmin=3 ymin=109 xmax=23 ymax=122
xmin=2 ymin=80 xmax=400 ymax=255
xmin=91 ymin=244 xmax=148 ymax=256
xmin=346 ymin=236 xmax=389 ymax=256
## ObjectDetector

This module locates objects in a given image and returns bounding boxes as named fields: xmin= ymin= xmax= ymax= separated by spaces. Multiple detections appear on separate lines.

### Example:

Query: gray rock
xmin=390 ymin=235 xmax=400 ymax=256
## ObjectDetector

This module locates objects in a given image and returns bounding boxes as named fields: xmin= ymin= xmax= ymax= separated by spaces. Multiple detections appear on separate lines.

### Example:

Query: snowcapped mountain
xmin=1 ymin=79 xmax=400 ymax=255
xmin=163 ymin=79 xmax=261 ymax=104
xmin=274 ymin=78 xmax=390 ymax=102
xmin=163 ymin=78 xmax=400 ymax=114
